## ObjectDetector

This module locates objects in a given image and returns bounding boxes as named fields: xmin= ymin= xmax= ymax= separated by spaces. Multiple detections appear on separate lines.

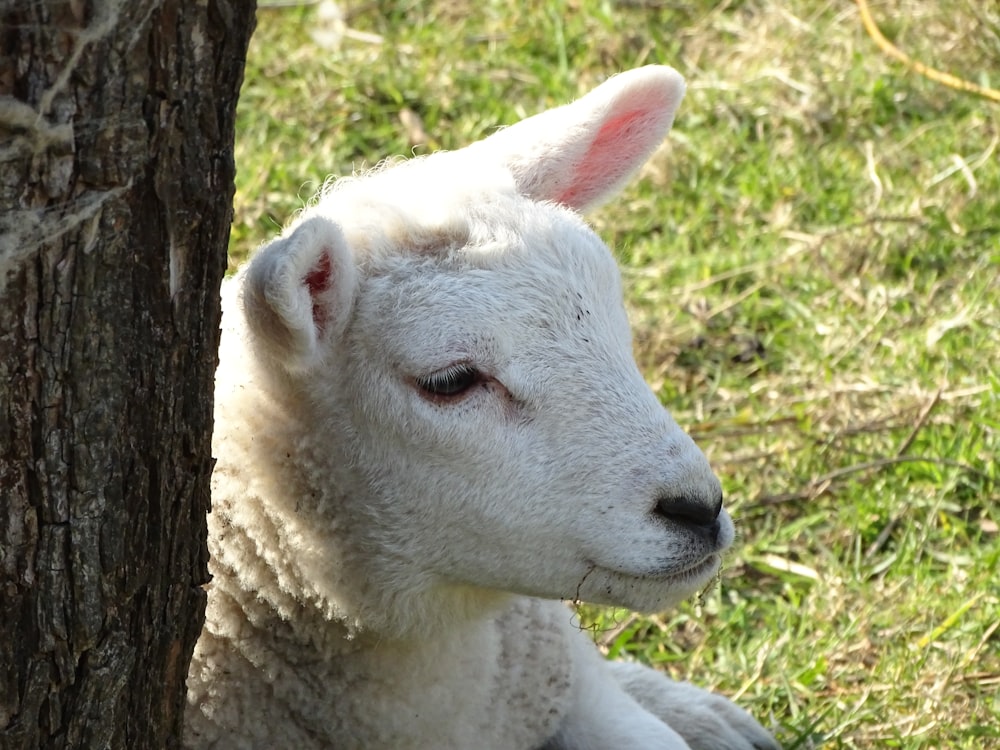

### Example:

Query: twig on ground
xmin=855 ymin=0 xmax=1000 ymax=103
xmin=757 ymin=455 xmax=990 ymax=506
xmin=894 ymin=388 xmax=942 ymax=458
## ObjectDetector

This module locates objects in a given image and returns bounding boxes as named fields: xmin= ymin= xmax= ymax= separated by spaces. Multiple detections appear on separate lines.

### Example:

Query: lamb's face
xmin=323 ymin=196 xmax=731 ymax=614
xmin=237 ymin=65 xmax=730 ymax=614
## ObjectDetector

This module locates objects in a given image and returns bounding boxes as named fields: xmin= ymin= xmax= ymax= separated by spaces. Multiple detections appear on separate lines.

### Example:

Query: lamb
xmin=184 ymin=65 xmax=780 ymax=750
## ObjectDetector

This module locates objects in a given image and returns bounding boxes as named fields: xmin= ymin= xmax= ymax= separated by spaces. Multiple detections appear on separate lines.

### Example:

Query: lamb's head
xmin=234 ymin=66 xmax=733 ymax=632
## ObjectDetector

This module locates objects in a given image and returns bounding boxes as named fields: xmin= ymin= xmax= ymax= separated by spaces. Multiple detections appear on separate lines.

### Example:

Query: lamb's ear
xmin=472 ymin=66 xmax=685 ymax=212
xmin=241 ymin=216 xmax=357 ymax=371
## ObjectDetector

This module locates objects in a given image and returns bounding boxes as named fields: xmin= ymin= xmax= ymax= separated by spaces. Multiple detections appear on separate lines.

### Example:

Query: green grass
xmin=233 ymin=1 xmax=999 ymax=746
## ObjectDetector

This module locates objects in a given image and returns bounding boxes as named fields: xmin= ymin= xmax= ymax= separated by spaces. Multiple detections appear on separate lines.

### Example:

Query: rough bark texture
xmin=0 ymin=2 xmax=255 ymax=748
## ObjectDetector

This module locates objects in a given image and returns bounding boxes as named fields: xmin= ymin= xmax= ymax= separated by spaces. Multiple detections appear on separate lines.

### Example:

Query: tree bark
xmin=0 ymin=2 xmax=255 ymax=748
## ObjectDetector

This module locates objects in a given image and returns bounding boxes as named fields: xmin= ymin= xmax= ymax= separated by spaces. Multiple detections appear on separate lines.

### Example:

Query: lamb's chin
xmin=575 ymin=554 xmax=723 ymax=613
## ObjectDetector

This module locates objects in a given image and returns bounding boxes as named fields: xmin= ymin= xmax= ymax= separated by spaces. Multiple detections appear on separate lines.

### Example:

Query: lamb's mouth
xmin=652 ymin=552 xmax=721 ymax=584
xmin=592 ymin=551 xmax=722 ymax=587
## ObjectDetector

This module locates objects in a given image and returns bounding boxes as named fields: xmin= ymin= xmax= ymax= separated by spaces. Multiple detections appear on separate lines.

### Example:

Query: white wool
xmin=185 ymin=66 xmax=780 ymax=750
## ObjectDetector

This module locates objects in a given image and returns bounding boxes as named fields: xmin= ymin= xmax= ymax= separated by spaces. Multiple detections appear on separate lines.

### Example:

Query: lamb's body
xmin=185 ymin=67 xmax=780 ymax=749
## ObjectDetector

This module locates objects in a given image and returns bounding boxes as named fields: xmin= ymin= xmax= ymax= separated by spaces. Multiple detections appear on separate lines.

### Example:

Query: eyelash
xmin=415 ymin=364 xmax=483 ymax=399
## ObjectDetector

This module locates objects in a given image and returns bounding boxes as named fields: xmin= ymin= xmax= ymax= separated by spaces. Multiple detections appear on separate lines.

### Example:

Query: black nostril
xmin=654 ymin=496 xmax=716 ymax=526
xmin=654 ymin=493 xmax=723 ymax=541
xmin=712 ymin=492 xmax=723 ymax=519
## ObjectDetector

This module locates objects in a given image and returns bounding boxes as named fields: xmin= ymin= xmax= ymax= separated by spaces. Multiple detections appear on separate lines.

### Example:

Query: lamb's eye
xmin=415 ymin=365 xmax=482 ymax=399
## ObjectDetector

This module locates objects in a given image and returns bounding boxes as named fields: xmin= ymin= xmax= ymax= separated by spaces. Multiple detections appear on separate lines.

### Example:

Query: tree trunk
xmin=0 ymin=2 xmax=255 ymax=748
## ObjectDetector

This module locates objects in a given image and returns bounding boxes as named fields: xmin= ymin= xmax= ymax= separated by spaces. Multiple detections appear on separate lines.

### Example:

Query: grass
xmin=232 ymin=1 xmax=999 ymax=746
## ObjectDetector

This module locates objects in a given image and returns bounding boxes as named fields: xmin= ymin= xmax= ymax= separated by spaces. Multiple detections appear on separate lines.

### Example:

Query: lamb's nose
xmin=654 ymin=493 xmax=723 ymax=543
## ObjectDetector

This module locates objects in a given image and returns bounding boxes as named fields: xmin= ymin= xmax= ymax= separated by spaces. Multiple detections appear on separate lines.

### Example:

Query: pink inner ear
xmin=304 ymin=251 xmax=333 ymax=332
xmin=556 ymin=108 xmax=656 ymax=208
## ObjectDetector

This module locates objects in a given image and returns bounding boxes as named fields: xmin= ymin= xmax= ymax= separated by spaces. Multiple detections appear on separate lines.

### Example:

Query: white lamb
xmin=184 ymin=66 xmax=780 ymax=749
